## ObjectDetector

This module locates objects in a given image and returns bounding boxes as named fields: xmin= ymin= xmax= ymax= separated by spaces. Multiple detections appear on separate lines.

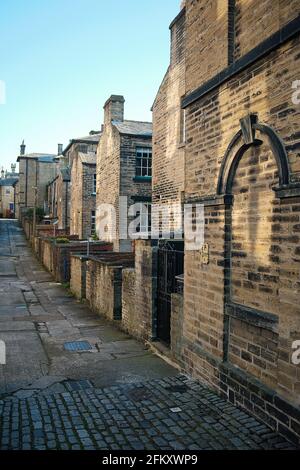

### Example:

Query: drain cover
xmin=64 ymin=341 xmax=93 ymax=351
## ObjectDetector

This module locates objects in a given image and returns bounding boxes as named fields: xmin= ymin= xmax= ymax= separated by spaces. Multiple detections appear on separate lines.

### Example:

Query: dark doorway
xmin=157 ymin=240 xmax=184 ymax=345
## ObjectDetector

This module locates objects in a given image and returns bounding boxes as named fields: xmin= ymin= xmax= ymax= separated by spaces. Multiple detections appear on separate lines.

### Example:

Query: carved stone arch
xmin=216 ymin=114 xmax=290 ymax=196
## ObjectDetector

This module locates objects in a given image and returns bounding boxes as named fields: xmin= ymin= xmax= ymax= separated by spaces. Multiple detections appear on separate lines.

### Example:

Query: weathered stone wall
xmin=171 ymin=293 xmax=184 ymax=362
xmin=152 ymin=8 xmax=185 ymax=235
xmin=70 ymin=255 xmax=87 ymax=300
xmin=133 ymin=240 xmax=158 ymax=340
xmin=182 ymin=35 xmax=300 ymax=410
xmin=120 ymin=134 xmax=152 ymax=251
xmin=0 ymin=184 xmax=15 ymax=217
xmin=41 ymin=239 xmax=54 ymax=275
xmin=81 ymin=164 xmax=96 ymax=239
xmin=234 ymin=0 xmax=300 ymax=61
xmin=152 ymin=0 xmax=300 ymax=444
xmin=185 ymin=0 xmax=229 ymax=95
xmin=35 ymin=238 xmax=112 ymax=283
xmin=96 ymin=120 xmax=121 ymax=250
xmin=120 ymin=241 xmax=158 ymax=340
xmin=56 ymin=177 xmax=70 ymax=231
xmin=18 ymin=158 xmax=57 ymax=212
xmin=86 ymin=258 xmax=122 ymax=321
xmin=70 ymin=153 xmax=83 ymax=238
xmin=69 ymin=141 xmax=98 ymax=240
xmin=121 ymin=268 xmax=138 ymax=336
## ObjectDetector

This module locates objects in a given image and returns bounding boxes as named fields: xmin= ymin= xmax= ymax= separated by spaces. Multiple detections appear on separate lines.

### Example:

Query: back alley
xmin=0 ymin=220 xmax=295 ymax=450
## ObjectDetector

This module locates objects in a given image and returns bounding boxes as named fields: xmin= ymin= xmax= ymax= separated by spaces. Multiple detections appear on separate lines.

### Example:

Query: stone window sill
xmin=133 ymin=176 xmax=152 ymax=183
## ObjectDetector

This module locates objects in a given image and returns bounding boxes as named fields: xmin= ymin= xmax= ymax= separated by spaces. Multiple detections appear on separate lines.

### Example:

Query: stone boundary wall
xmin=85 ymin=253 xmax=134 ymax=321
xmin=32 ymin=237 xmax=112 ymax=283
xmin=121 ymin=268 xmax=138 ymax=337
xmin=70 ymin=255 xmax=88 ymax=300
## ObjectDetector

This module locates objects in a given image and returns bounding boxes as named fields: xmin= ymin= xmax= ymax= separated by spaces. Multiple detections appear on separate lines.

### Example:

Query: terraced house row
xmin=14 ymin=0 xmax=300 ymax=446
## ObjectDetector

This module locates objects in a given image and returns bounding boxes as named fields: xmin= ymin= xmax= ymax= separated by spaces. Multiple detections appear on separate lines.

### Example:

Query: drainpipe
xmin=25 ymin=159 xmax=28 ymax=207
xmin=65 ymin=181 xmax=68 ymax=230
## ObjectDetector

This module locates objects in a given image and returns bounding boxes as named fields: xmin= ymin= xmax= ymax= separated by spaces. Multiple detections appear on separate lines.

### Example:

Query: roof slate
xmin=79 ymin=152 xmax=97 ymax=165
xmin=18 ymin=153 xmax=57 ymax=162
xmin=112 ymin=120 xmax=152 ymax=136
xmin=0 ymin=178 xmax=19 ymax=186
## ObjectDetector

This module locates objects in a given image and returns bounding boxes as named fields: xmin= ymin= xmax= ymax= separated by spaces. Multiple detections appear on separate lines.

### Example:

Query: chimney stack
xmin=20 ymin=140 xmax=26 ymax=156
xmin=57 ymin=143 xmax=63 ymax=155
xmin=103 ymin=95 xmax=125 ymax=125
xmin=11 ymin=163 xmax=16 ymax=174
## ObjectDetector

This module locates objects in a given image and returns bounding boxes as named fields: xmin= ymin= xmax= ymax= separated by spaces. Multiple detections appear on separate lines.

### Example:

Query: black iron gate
xmin=157 ymin=240 xmax=184 ymax=344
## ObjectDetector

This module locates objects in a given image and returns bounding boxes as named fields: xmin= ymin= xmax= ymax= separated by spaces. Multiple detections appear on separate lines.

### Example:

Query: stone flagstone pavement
xmin=0 ymin=220 xmax=296 ymax=450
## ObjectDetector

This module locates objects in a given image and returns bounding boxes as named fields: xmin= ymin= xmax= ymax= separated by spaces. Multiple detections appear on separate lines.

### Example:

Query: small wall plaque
xmin=200 ymin=243 xmax=209 ymax=264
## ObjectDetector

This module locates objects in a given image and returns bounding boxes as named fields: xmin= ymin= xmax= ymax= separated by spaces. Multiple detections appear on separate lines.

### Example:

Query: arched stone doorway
xmin=216 ymin=114 xmax=299 ymax=395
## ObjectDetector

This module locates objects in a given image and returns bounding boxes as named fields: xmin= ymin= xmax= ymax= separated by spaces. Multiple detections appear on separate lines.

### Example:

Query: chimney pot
xmin=57 ymin=143 xmax=63 ymax=155
xmin=20 ymin=140 xmax=26 ymax=156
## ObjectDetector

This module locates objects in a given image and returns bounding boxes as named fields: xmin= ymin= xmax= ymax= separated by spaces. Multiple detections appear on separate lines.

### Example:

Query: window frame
xmin=91 ymin=210 xmax=96 ymax=235
xmin=135 ymin=146 xmax=152 ymax=178
xmin=92 ymin=173 xmax=97 ymax=195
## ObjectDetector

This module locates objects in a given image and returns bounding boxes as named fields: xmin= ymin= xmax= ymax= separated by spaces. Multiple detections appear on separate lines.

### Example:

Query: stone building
xmin=12 ymin=179 xmax=20 ymax=219
xmin=47 ymin=166 xmax=71 ymax=231
xmin=0 ymin=177 xmax=19 ymax=218
xmin=96 ymin=95 xmax=152 ymax=251
xmin=17 ymin=141 xmax=58 ymax=218
xmin=133 ymin=0 xmax=300 ymax=444
xmin=63 ymin=133 xmax=100 ymax=240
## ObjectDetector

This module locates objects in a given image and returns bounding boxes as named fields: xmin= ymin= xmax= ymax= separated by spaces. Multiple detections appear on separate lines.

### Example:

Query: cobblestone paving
xmin=0 ymin=375 xmax=295 ymax=450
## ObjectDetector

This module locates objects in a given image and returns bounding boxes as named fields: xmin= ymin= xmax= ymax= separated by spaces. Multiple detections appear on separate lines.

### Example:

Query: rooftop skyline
xmin=0 ymin=0 xmax=179 ymax=168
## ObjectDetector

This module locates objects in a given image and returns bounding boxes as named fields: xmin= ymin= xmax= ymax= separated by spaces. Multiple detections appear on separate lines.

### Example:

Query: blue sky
xmin=0 ymin=0 xmax=179 ymax=170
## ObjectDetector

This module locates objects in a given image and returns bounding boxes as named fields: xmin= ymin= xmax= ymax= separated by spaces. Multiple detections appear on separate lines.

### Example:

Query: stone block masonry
xmin=121 ymin=268 xmax=137 ymax=336
xmin=32 ymin=237 xmax=112 ymax=283
xmin=149 ymin=0 xmax=300 ymax=445
xmin=70 ymin=255 xmax=88 ymax=300
xmin=121 ymin=241 xmax=158 ymax=340
xmin=86 ymin=253 xmax=134 ymax=321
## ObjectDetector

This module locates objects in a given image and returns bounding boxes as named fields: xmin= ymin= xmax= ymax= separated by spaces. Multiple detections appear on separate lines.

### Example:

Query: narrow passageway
xmin=0 ymin=220 xmax=294 ymax=449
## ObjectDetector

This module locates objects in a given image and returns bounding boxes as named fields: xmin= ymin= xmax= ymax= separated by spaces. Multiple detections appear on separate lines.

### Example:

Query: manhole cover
xmin=165 ymin=384 xmax=189 ymax=393
xmin=64 ymin=341 xmax=93 ymax=351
